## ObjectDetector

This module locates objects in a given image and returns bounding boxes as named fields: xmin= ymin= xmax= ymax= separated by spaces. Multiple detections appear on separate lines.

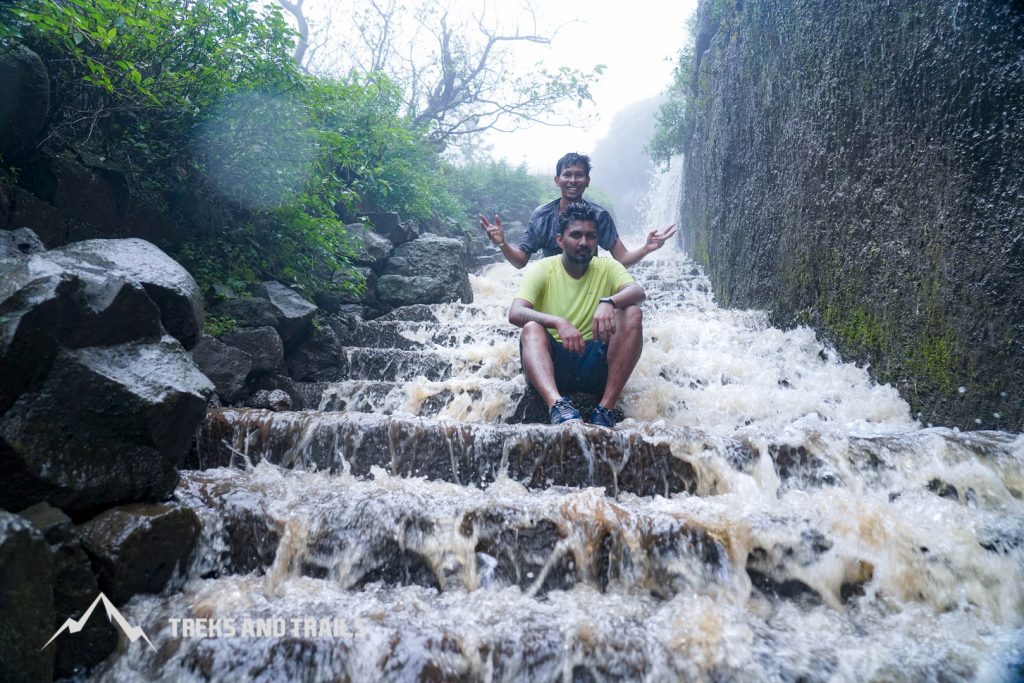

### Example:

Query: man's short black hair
xmin=557 ymin=201 xmax=598 ymax=234
xmin=556 ymin=152 xmax=591 ymax=176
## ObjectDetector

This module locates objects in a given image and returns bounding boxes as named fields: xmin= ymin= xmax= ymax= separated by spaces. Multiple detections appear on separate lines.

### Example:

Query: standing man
xmin=509 ymin=202 xmax=646 ymax=427
xmin=480 ymin=152 xmax=677 ymax=268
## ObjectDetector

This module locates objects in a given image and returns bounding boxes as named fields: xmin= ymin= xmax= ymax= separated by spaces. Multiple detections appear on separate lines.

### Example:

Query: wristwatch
xmin=598 ymin=297 xmax=616 ymax=308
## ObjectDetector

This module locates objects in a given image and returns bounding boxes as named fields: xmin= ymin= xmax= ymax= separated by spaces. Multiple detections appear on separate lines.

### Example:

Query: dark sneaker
xmin=590 ymin=405 xmax=615 ymax=428
xmin=550 ymin=397 xmax=582 ymax=424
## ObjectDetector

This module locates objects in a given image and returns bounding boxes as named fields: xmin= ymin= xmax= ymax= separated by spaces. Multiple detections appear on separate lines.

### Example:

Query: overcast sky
xmin=479 ymin=0 xmax=698 ymax=173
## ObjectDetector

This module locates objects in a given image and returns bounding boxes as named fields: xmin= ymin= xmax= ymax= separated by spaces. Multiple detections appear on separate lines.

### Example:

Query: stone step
xmin=336 ymin=347 xmax=520 ymax=383
xmin=344 ymin=320 xmax=518 ymax=350
xmin=317 ymin=378 xmax=529 ymax=422
xmin=176 ymin=467 xmax=733 ymax=601
xmin=198 ymin=409 xmax=709 ymax=498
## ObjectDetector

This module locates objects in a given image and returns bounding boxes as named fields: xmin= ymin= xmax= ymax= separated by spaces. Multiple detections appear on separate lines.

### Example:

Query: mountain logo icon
xmin=41 ymin=592 xmax=156 ymax=652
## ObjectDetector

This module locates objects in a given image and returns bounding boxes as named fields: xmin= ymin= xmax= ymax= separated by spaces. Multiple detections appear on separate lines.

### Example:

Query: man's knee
xmin=521 ymin=320 xmax=547 ymax=340
xmin=617 ymin=305 xmax=643 ymax=332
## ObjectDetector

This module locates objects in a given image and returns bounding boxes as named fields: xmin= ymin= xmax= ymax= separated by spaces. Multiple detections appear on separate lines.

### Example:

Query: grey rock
xmin=9 ymin=188 xmax=67 ymax=247
xmin=0 ymin=44 xmax=49 ymax=163
xmin=256 ymin=281 xmax=317 ymax=348
xmin=191 ymin=334 xmax=253 ymax=403
xmin=211 ymin=296 xmax=279 ymax=328
xmin=243 ymin=373 xmax=307 ymax=411
xmin=0 ymin=510 xmax=55 ymax=683
xmin=0 ymin=336 xmax=214 ymax=514
xmin=57 ymin=238 xmax=204 ymax=349
xmin=247 ymin=389 xmax=292 ymax=411
xmin=362 ymin=212 xmax=418 ymax=245
xmin=377 ymin=233 xmax=473 ymax=310
xmin=286 ymin=323 xmax=342 ymax=381
xmin=0 ymin=252 xmax=164 ymax=414
xmin=20 ymin=503 xmax=117 ymax=678
xmin=220 ymin=326 xmax=283 ymax=374
xmin=77 ymin=503 xmax=201 ymax=606
xmin=350 ymin=225 xmax=393 ymax=267
xmin=0 ymin=228 xmax=45 ymax=258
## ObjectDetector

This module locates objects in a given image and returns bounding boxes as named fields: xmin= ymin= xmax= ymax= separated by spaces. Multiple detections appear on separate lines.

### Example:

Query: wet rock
xmin=350 ymin=224 xmax=394 ymax=267
xmin=200 ymin=409 xmax=710 ymax=498
xmin=927 ymin=477 xmax=959 ymax=501
xmin=377 ymin=233 xmax=474 ymax=309
xmin=243 ymin=373 xmax=313 ymax=411
xmin=0 ymin=227 xmax=45 ymax=258
xmin=247 ymin=389 xmax=292 ymax=412
xmin=256 ymin=281 xmax=317 ymax=349
xmin=770 ymin=444 xmax=842 ymax=489
xmin=376 ymin=304 xmax=438 ymax=323
xmin=286 ymin=323 xmax=342 ymax=381
xmin=0 ymin=44 xmax=49 ymax=163
xmin=20 ymin=151 xmax=125 ymax=239
xmin=191 ymin=334 xmax=253 ymax=404
xmin=20 ymin=503 xmax=118 ymax=678
xmin=57 ymin=238 xmax=204 ymax=349
xmin=77 ymin=503 xmax=201 ymax=605
xmin=468 ymin=513 xmax=576 ymax=594
xmin=220 ymin=326 xmax=283 ymax=374
xmin=211 ymin=297 xmax=279 ymax=329
xmin=9 ymin=188 xmax=68 ymax=247
xmin=0 ymin=337 xmax=213 ymax=514
xmin=0 ymin=510 xmax=55 ymax=683
xmin=0 ymin=251 xmax=164 ymax=414
xmin=362 ymin=211 xmax=418 ymax=245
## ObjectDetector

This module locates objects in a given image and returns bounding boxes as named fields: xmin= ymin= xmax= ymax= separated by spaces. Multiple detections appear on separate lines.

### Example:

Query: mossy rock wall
xmin=681 ymin=0 xmax=1024 ymax=430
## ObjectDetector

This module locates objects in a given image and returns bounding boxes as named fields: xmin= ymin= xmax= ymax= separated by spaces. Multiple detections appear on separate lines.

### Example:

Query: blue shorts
xmin=523 ymin=334 xmax=609 ymax=395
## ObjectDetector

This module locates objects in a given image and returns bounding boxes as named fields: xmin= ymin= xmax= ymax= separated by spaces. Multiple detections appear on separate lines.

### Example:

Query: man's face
xmin=556 ymin=219 xmax=599 ymax=265
xmin=554 ymin=163 xmax=590 ymax=201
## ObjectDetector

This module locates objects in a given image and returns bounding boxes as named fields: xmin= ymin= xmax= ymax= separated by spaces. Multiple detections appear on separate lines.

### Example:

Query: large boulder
xmin=286 ymin=323 xmax=342 ymax=381
xmin=0 ymin=251 xmax=165 ymax=414
xmin=220 ymin=326 xmax=283 ymax=374
xmin=0 ymin=336 xmax=214 ymax=515
xmin=362 ymin=212 xmax=418 ymax=246
xmin=256 ymin=281 xmax=317 ymax=349
xmin=77 ymin=503 xmax=200 ymax=606
xmin=0 ymin=227 xmax=45 ymax=258
xmin=8 ymin=188 xmax=68 ymax=247
xmin=19 ymin=502 xmax=117 ymax=678
xmin=0 ymin=45 xmax=49 ymax=164
xmin=350 ymin=224 xmax=394 ymax=268
xmin=57 ymin=238 xmax=204 ymax=349
xmin=190 ymin=334 xmax=253 ymax=404
xmin=0 ymin=510 xmax=55 ymax=683
xmin=377 ymin=233 xmax=473 ymax=309
xmin=211 ymin=296 xmax=279 ymax=329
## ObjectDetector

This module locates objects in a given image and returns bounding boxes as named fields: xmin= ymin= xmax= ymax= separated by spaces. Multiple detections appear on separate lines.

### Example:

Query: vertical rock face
xmin=682 ymin=0 xmax=1024 ymax=430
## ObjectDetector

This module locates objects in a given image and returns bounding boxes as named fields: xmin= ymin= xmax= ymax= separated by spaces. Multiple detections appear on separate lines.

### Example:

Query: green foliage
xmin=203 ymin=314 xmax=237 ymax=337
xmin=649 ymin=43 xmax=696 ymax=167
xmin=446 ymin=160 xmax=548 ymax=224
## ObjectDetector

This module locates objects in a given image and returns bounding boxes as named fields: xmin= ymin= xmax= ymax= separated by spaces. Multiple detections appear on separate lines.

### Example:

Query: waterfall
xmin=90 ymin=170 xmax=1024 ymax=682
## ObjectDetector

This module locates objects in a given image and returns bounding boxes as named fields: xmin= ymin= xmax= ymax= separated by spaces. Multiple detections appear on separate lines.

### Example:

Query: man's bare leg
xmin=520 ymin=321 xmax=561 ymax=408
xmin=600 ymin=306 xmax=643 ymax=409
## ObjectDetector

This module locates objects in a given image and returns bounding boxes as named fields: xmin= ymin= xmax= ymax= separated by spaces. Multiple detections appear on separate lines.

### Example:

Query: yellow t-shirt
xmin=515 ymin=256 xmax=635 ymax=342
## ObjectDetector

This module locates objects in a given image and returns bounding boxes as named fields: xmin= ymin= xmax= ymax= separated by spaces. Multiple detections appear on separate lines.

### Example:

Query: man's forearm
xmin=499 ymin=243 xmax=530 ymax=269
xmin=607 ymin=283 xmax=646 ymax=308
xmin=615 ymin=244 xmax=653 ymax=268
xmin=509 ymin=303 xmax=564 ymax=329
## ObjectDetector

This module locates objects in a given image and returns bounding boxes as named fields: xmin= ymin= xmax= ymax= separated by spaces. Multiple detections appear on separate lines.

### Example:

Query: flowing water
xmin=92 ymin=170 xmax=1024 ymax=682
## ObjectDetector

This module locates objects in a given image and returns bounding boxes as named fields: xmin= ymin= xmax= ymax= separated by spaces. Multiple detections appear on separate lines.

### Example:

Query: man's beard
xmin=567 ymin=248 xmax=594 ymax=265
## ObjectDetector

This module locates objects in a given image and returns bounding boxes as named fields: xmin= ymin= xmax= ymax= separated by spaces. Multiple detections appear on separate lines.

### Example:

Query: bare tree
xmin=274 ymin=0 xmax=601 ymax=144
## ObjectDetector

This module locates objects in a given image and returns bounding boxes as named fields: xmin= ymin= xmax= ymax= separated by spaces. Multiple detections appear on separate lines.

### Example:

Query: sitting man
xmin=508 ymin=201 xmax=646 ymax=427
xmin=480 ymin=152 xmax=676 ymax=268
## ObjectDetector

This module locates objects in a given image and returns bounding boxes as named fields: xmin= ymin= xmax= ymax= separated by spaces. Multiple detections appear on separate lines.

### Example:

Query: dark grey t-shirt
xmin=518 ymin=198 xmax=619 ymax=258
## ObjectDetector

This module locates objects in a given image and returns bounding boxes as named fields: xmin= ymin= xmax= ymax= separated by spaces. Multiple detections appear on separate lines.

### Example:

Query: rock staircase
xmin=94 ymin=254 xmax=1024 ymax=682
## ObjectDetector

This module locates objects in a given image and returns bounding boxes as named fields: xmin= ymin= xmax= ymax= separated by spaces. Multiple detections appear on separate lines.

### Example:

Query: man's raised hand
xmin=479 ymin=214 xmax=507 ymax=247
xmin=645 ymin=224 xmax=678 ymax=252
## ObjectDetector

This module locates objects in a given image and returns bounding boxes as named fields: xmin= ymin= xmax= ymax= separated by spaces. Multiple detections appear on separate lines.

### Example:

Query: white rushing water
xmin=92 ymin=165 xmax=1024 ymax=682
